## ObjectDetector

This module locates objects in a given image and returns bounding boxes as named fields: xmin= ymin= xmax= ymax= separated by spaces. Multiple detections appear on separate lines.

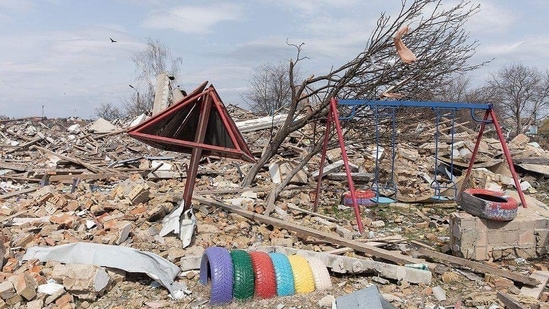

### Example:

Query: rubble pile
xmin=1 ymin=111 xmax=549 ymax=308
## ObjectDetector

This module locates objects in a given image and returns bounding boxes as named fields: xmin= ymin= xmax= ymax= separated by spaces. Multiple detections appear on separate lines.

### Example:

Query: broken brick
xmin=13 ymin=272 xmax=37 ymax=301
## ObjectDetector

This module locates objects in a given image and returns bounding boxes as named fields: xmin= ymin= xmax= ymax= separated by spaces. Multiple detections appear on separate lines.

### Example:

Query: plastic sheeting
xmin=22 ymin=242 xmax=188 ymax=299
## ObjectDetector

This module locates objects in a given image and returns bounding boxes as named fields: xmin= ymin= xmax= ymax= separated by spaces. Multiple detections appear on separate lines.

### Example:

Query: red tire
xmin=249 ymin=251 xmax=277 ymax=299
xmin=460 ymin=188 xmax=518 ymax=221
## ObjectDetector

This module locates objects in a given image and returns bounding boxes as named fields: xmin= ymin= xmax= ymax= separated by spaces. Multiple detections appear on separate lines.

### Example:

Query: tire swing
xmin=459 ymin=188 xmax=518 ymax=221
xmin=199 ymin=247 xmax=234 ymax=305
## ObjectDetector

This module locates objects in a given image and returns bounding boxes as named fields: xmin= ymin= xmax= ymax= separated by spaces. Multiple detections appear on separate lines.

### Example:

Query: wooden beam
xmin=192 ymin=195 xmax=425 ymax=266
xmin=0 ymin=187 xmax=39 ymax=200
xmin=49 ymin=173 xmax=129 ymax=183
xmin=520 ymin=271 xmax=549 ymax=299
xmin=32 ymin=146 xmax=111 ymax=175
xmin=417 ymin=247 xmax=539 ymax=286
xmin=496 ymin=291 xmax=527 ymax=309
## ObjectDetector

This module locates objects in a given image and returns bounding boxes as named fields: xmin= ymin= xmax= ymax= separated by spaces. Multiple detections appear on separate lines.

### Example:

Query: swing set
xmin=313 ymin=98 xmax=527 ymax=234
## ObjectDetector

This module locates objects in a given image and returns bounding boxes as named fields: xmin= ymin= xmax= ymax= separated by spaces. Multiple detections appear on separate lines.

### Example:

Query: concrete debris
xmin=51 ymin=263 xmax=111 ymax=300
xmin=1 ymin=109 xmax=549 ymax=308
xmin=432 ymin=286 xmax=446 ymax=302
xmin=336 ymin=285 xmax=396 ymax=309
xmin=86 ymin=117 xmax=119 ymax=134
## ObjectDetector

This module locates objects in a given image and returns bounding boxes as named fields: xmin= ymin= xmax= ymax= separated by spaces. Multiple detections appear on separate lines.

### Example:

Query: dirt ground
xmin=83 ymin=178 xmax=549 ymax=309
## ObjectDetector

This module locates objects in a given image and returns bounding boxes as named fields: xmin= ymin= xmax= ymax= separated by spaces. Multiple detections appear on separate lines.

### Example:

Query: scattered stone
xmin=432 ymin=286 xmax=446 ymax=301
xmin=317 ymin=295 xmax=335 ymax=308
xmin=441 ymin=271 xmax=460 ymax=283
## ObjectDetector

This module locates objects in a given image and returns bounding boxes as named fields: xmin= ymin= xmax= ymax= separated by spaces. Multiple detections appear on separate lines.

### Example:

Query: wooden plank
xmin=0 ymin=187 xmax=38 ymax=200
xmin=192 ymin=195 xmax=425 ymax=266
xmin=519 ymin=164 xmax=549 ymax=177
xmin=497 ymin=291 xmax=526 ymax=309
xmin=520 ymin=271 xmax=549 ymax=299
xmin=438 ymin=156 xmax=503 ymax=168
xmin=513 ymin=157 xmax=549 ymax=165
xmin=286 ymin=203 xmax=341 ymax=223
xmin=311 ymin=160 xmax=359 ymax=178
xmin=417 ymin=247 xmax=539 ymax=286
xmin=327 ymin=172 xmax=373 ymax=182
xmin=6 ymin=136 xmax=43 ymax=154
xmin=49 ymin=173 xmax=129 ymax=183
xmin=32 ymin=145 xmax=109 ymax=175
xmin=0 ymin=162 xmax=28 ymax=171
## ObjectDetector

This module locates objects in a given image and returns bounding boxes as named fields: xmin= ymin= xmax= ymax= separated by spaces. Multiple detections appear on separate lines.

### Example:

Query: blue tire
xmin=199 ymin=247 xmax=234 ymax=305
xmin=269 ymin=252 xmax=295 ymax=296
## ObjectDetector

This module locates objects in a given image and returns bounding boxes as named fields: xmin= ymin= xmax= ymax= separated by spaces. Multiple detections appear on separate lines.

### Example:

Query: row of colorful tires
xmin=199 ymin=247 xmax=332 ymax=305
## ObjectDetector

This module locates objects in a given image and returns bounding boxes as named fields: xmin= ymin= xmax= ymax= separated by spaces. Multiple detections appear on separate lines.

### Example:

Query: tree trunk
xmin=242 ymin=129 xmax=288 ymax=187
xmin=264 ymin=140 xmax=324 ymax=214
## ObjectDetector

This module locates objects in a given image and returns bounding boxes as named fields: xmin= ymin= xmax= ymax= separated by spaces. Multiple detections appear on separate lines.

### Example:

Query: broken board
xmin=520 ymin=270 xmax=549 ymax=299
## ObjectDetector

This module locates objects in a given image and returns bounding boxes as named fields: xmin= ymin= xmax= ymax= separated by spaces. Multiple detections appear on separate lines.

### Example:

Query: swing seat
xmin=429 ymin=195 xmax=450 ymax=201
xmin=342 ymin=190 xmax=376 ymax=207
xmin=370 ymin=196 xmax=395 ymax=204
xmin=459 ymin=188 xmax=518 ymax=221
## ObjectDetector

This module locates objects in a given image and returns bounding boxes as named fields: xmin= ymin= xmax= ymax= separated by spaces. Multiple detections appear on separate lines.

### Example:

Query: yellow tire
xmin=287 ymin=255 xmax=315 ymax=294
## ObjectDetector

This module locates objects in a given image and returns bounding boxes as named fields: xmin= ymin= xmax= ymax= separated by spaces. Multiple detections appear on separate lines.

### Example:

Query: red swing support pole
xmin=314 ymin=98 xmax=364 ymax=233
xmin=458 ymin=108 xmax=527 ymax=208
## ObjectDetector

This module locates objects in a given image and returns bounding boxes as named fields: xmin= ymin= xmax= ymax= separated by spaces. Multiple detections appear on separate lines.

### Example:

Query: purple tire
xmin=199 ymin=247 xmax=234 ymax=305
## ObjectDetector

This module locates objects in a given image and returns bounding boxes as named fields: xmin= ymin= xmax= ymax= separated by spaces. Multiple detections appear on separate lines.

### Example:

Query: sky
xmin=0 ymin=0 xmax=548 ymax=119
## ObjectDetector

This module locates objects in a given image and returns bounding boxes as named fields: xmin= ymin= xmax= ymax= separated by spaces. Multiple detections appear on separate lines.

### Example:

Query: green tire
xmin=230 ymin=249 xmax=255 ymax=301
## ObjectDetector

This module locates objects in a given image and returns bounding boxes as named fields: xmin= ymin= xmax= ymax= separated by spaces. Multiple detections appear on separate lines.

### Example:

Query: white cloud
xmin=1 ymin=61 xmax=57 ymax=73
xmin=468 ymin=0 xmax=518 ymax=34
xmin=479 ymin=36 xmax=549 ymax=62
xmin=143 ymin=3 xmax=244 ymax=34
xmin=0 ymin=0 xmax=34 ymax=10
xmin=478 ymin=41 xmax=525 ymax=56
xmin=264 ymin=0 xmax=362 ymax=17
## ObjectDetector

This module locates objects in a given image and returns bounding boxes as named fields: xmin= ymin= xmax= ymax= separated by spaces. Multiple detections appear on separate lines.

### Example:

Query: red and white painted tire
xmin=459 ymin=188 xmax=518 ymax=221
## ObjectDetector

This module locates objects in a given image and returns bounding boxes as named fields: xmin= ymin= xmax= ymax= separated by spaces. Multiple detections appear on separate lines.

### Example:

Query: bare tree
xmin=94 ymin=103 xmax=122 ymax=121
xmin=425 ymin=74 xmax=497 ymax=129
xmin=486 ymin=63 xmax=549 ymax=136
xmin=241 ymin=0 xmax=489 ymax=207
xmin=123 ymin=83 xmax=155 ymax=117
xmin=125 ymin=38 xmax=183 ymax=116
xmin=244 ymin=61 xmax=300 ymax=115
xmin=431 ymin=74 xmax=471 ymax=102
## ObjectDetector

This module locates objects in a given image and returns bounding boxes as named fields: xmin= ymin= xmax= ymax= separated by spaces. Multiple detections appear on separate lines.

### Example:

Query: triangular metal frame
xmin=128 ymin=81 xmax=255 ymax=210
xmin=128 ymin=81 xmax=255 ymax=163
